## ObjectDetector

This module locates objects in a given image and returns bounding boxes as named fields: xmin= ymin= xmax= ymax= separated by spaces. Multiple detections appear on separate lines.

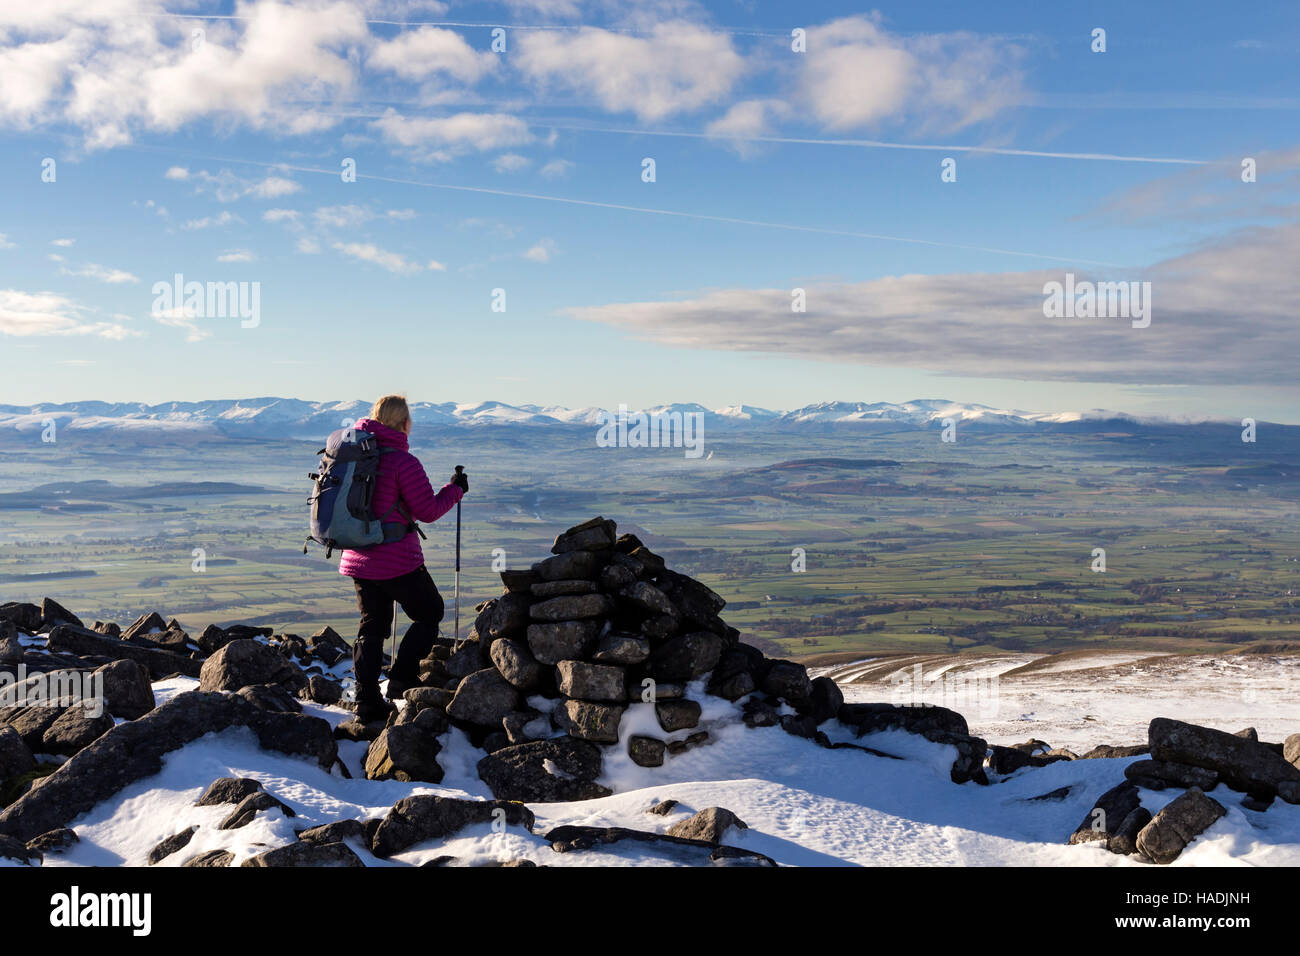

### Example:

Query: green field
xmin=1 ymin=424 xmax=1296 ymax=660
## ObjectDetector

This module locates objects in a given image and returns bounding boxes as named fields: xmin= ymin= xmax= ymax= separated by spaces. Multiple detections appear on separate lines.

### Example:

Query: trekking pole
xmin=453 ymin=465 xmax=464 ymax=651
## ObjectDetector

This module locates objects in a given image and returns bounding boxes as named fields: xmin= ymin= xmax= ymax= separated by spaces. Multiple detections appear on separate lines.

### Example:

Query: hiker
xmin=339 ymin=394 xmax=467 ymax=721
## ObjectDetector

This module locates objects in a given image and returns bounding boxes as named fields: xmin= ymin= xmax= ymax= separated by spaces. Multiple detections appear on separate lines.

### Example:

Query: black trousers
xmin=352 ymin=565 xmax=445 ymax=691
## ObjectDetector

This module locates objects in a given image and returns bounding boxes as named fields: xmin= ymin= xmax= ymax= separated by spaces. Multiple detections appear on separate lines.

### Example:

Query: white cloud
xmin=797 ymin=17 xmax=1024 ymax=132
xmin=262 ymin=208 xmax=300 ymax=224
xmin=217 ymin=249 xmax=256 ymax=262
xmin=0 ymin=288 xmax=136 ymax=339
xmin=333 ymin=241 xmax=425 ymax=274
xmin=182 ymin=210 xmax=242 ymax=230
xmin=386 ymin=208 xmax=417 ymax=220
xmin=427 ymin=258 xmax=446 ymax=271
xmin=296 ymin=236 xmax=321 ymax=254
xmin=515 ymin=22 xmax=745 ymax=122
xmin=60 ymin=262 xmax=139 ymax=284
xmin=314 ymin=204 xmax=373 ymax=228
xmin=373 ymin=109 xmax=533 ymax=158
xmin=539 ymin=159 xmax=573 ymax=178
xmin=164 ymin=166 xmax=190 ymax=180
xmin=247 ymin=175 xmax=301 ymax=199
xmin=151 ymin=306 xmax=211 ymax=342
xmin=705 ymin=98 xmax=791 ymax=142
xmin=493 ymin=153 xmax=531 ymax=173
xmin=368 ymin=26 xmax=496 ymax=84
xmin=523 ymin=238 xmax=556 ymax=263
xmin=50 ymin=237 xmax=75 ymax=247
xmin=565 ymin=221 xmax=1300 ymax=386
xmin=0 ymin=233 xmax=13 ymax=249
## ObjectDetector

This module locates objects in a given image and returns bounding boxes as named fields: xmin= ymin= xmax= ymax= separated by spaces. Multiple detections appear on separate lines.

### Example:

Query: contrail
xmin=126 ymin=146 xmax=1123 ymax=267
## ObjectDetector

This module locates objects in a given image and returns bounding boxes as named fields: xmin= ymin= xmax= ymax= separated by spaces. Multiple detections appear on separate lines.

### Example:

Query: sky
xmin=0 ymin=0 xmax=1297 ymax=421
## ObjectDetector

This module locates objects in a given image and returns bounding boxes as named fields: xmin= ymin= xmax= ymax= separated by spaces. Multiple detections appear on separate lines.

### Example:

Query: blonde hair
xmin=370 ymin=394 xmax=411 ymax=431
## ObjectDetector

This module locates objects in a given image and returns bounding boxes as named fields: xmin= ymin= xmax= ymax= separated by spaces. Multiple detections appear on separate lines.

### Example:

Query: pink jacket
xmin=337 ymin=417 xmax=463 ymax=581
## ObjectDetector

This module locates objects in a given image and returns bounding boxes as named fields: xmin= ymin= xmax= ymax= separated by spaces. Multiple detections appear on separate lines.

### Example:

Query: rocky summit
xmin=0 ymin=516 xmax=1297 ymax=867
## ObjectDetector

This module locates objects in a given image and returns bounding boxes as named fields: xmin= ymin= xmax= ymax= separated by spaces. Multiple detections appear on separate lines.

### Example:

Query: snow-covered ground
xmin=22 ymin=658 xmax=1300 ymax=867
xmin=811 ymin=651 xmax=1300 ymax=752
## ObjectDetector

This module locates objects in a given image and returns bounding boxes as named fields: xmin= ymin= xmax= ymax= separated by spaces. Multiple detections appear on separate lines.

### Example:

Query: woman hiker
xmin=339 ymin=394 xmax=467 ymax=722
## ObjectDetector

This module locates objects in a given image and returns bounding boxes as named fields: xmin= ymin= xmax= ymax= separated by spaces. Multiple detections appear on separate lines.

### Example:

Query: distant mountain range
xmin=0 ymin=397 xmax=1269 ymax=439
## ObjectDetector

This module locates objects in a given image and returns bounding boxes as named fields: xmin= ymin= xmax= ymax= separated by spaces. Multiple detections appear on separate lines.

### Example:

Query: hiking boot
xmin=355 ymin=686 xmax=395 ymax=724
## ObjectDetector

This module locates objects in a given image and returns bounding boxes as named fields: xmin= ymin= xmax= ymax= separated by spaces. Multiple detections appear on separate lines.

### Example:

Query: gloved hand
xmin=451 ymin=468 xmax=468 ymax=494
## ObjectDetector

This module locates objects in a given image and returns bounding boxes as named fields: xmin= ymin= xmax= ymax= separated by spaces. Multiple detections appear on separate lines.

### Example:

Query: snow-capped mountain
xmin=0 ymin=397 xmax=1246 ymax=439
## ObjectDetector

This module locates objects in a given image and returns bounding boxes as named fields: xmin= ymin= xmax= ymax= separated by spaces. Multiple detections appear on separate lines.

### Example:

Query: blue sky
xmin=1 ymin=0 xmax=1297 ymax=421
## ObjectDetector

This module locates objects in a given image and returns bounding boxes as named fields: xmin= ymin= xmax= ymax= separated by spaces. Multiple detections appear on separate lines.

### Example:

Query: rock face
xmin=198 ymin=639 xmax=307 ymax=694
xmin=1148 ymin=717 xmax=1300 ymax=800
xmin=370 ymin=794 xmax=535 ymax=858
xmin=476 ymin=737 xmax=612 ymax=803
xmin=1135 ymin=787 xmax=1227 ymax=864
xmin=0 ymin=691 xmax=336 ymax=842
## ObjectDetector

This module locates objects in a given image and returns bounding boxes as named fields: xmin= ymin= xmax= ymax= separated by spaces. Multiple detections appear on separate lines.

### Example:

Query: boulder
xmin=364 ymin=726 xmax=444 ymax=783
xmin=121 ymin=612 xmax=167 ymax=642
xmin=0 ymin=603 xmax=43 ymax=633
xmin=629 ymin=735 xmax=666 ymax=767
xmin=0 ymin=692 xmax=334 ymax=842
xmin=183 ymin=849 xmax=234 ymax=867
xmin=531 ymin=579 xmax=600 ymax=598
xmin=544 ymin=824 xmax=774 ymax=866
xmin=148 ymin=826 xmax=198 ymax=864
xmin=1080 ymin=743 xmax=1149 ymax=759
xmin=533 ymin=550 xmax=607 ymax=582
xmin=1069 ymin=781 xmax=1143 ymax=846
xmin=807 ymin=676 xmax=844 ymax=724
xmin=370 ymin=794 xmax=535 ymax=857
xmin=474 ymin=592 xmax=533 ymax=640
xmin=236 ymin=682 xmax=303 ymax=713
xmin=760 ymin=660 xmax=813 ymax=707
xmin=0 ymin=725 xmax=36 ymax=784
xmin=1 ymin=705 xmax=67 ymax=751
xmin=529 ymin=594 xmax=616 ymax=622
xmin=1284 ymin=733 xmax=1300 ymax=770
xmin=93 ymin=659 xmax=155 ymax=720
xmin=500 ymin=569 xmax=539 ymax=592
xmin=551 ymin=516 xmax=617 ymax=553
xmin=644 ymin=632 xmax=725 ymax=682
xmin=297 ymin=819 xmax=366 ymax=844
xmin=0 ymin=833 xmax=40 ymax=865
xmin=40 ymin=598 xmax=82 ymax=630
xmin=618 ymin=582 xmax=677 ymax=619
xmin=592 ymin=632 xmax=650 ymax=666
xmin=199 ymin=639 xmax=307 ymax=694
xmin=444 ymin=639 xmax=488 ymax=680
xmin=301 ymin=675 xmax=343 ymax=706
xmin=1148 ymin=717 xmax=1300 ymax=798
xmin=527 ymin=620 xmax=601 ymax=665
xmin=47 ymin=624 xmax=202 ymax=679
xmin=1107 ymin=806 xmax=1153 ymax=856
xmin=219 ymin=790 xmax=296 ymax=830
xmin=1125 ymin=759 xmax=1220 ymax=791
xmin=241 ymin=840 xmax=364 ymax=867
xmin=476 ymin=737 xmax=612 ymax=803
xmin=197 ymin=776 xmax=263 ymax=806
xmin=27 ymin=826 xmax=78 ymax=855
xmin=556 ymin=700 xmax=624 ymax=743
xmin=665 ymin=806 xmax=747 ymax=845
xmin=655 ymin=699 xmax=701 ymax=733
xmin=556 ymin=660 xmax=626 ymax=702
xmin=41 ymin=706 xmax=115 ymax=756
xmin=489 ymin=638 xmax=541 ymax=690
xmin=446 ymin=669 xmax=520 ymax=727
xmin=1135 ymin=787 xmax=1226 ymax=864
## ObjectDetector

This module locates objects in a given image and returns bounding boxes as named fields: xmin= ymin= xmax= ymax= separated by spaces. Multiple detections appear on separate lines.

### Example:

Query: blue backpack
xmin=304 ymin=426 xmax=423 ymax=558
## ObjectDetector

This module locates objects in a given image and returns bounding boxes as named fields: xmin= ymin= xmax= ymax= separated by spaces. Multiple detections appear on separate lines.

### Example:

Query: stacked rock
xmin=390 ymin=516 xmax=843 ymax=799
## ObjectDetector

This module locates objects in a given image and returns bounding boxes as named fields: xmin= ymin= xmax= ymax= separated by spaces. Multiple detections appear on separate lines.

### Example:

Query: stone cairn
xmin=352 ymin=515 xmax=931 ymax=802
